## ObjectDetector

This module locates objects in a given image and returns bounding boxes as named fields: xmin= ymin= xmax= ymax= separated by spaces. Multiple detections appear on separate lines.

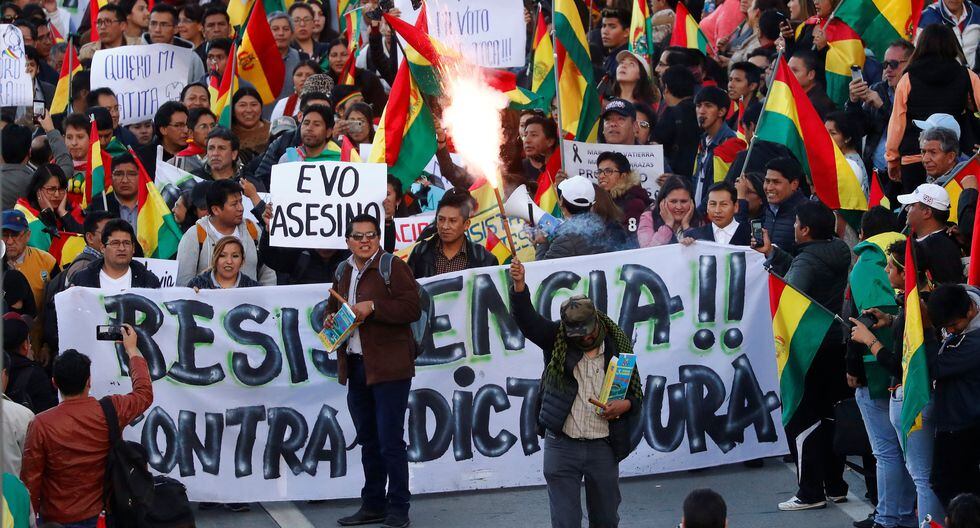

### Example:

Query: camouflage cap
xmin=560 ymin=295 xmax=597 ymax=338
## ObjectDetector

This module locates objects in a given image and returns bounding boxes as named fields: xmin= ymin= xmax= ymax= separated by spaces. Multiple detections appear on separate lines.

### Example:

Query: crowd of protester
xmin=3 ymin=0 xmax=980 ymax=526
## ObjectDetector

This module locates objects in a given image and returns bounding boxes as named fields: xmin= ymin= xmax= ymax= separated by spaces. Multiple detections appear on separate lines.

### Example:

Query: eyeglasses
xmin=347 ymin=231 xmax=379 ymax=241
xmin=149 ymin=20 xmax=174 ymax=28
xmin=112 ymin=170 xmax=139 ymax=180
xmin=292 ymin=16 xmax=313 ymax=24
xmin=882 ymin=59 xmax=905 ymax=70
xmin=596 ymin=168 xmax=622 ymax=176
xmin=167 ymin=121 xmax=188 ymax=129
xmin=95 ymin=18 xmax=121 ymax=26
xmin=106 ymin=239 xmax=134 ymax=248
xmin=41 ymin=185 xmax=66 ymax=193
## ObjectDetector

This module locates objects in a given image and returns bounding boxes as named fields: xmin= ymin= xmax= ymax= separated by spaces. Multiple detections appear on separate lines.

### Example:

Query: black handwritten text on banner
xmin=56 ymin=244 xmax=785 ymax=502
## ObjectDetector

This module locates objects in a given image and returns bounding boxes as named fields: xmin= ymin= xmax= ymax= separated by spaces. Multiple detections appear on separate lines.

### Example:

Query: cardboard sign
xmin=90 ymin=44 xmax=199 ymax=125
xmin=0 ymin=25 xmax=33 ymax=107
xmin=395 ymin=214 xmax=435 ymax=249
xmin=134 ymin=257 xmax=179 ymax=288
xmin=269 ymin=160 xmax=387 ymax=249
xmin=561 ymin=140 xmax=666 ymax=198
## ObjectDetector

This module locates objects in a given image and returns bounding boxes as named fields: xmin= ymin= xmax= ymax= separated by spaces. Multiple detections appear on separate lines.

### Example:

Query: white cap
xmin=557 ymin=176 xmax=596 ymax=207
xmin=897 ymin=183 xmax=951 ymax=211
xmin=616 ymin=49 xmax=653 ymax=80
xmin=913 ymin=113 xmax=961 ymax=140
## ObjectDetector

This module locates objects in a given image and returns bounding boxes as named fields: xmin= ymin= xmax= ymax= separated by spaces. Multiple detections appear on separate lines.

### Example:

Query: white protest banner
xmin=90 ymin=44 xmax=199 ymax=125
xmin=395 ymin=214 xmax=435 ymax=249
xmin=57 ymin=243 xmax=787 ymax=502
xmin=155 ymin=148 xmax=203 ymax=209
xmin=0 ymin=25 xmax=33 ymax=107
xmin=394 ymin=0 xmax=526 ymax=68
xmin=134 ymin=257 xmax=179 ymax=287
xmin=269 ymin=160 xmax=387 ymax=249
xmin=561 ymin=140 xmax=666 ymax=197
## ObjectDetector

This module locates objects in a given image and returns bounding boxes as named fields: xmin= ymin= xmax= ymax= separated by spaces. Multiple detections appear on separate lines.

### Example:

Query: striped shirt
xmin=562 ymin=343 xmax=609 ymax=440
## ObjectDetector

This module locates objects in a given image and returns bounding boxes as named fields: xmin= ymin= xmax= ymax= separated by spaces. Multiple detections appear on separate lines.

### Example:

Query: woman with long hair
xmin=636 ymin=176 xmax=702 ymax=247
xmin=592 ymin=184 xmax=638 ymax=251
xmin=188 ymin=236 xmax=260 ymax=290
xmin=230 ymin=87 xmax=270 ymax=165
xmin=825 ymin=111 xmax=869 ymax=197
xmin=610 ymin=50 xmax=660 ymax=109
xmin=887 ymin=23 xmax=980 ymax=192
xmin=595 ymin=152 xmax=651 ymax=229
xmin=338 ymin=101 xmax=375 ymax=145
xmin=15 ymin=164 xmax=86 ymax=263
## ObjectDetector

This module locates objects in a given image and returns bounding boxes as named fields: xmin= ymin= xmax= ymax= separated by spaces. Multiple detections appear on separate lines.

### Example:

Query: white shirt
xmin=99 ymin=267 xmax=133 ymax=291
xmin=2 ymin=396 xmax=34 ymax=476
xmin=345 ymin=251 xmax=380 ymax=355
xmin=712 ymin=219 xmax=740 ymax=246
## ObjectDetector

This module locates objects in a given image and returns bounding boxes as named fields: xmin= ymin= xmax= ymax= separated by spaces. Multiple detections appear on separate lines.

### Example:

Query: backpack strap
xmin=98 ymin=396 xmax=121 ymax=514
xmin=333 ymin=260 xmax=350 ymax=287
xmin=378 ymin=252 xmax=394 ymax=290
xmin=195 ymin=224 xmax=207 ymax=245
xmin=245 ymin=220 xmax=259 ymax=242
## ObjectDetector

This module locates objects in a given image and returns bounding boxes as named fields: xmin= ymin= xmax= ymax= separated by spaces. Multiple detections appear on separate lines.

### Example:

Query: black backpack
xmin=145 ymin=476 xmax=195 ymax=528
xmin=99 ymin=397 xmax=155 ymax=528
xmin=334 ymin=252 xmax=431 ymax=358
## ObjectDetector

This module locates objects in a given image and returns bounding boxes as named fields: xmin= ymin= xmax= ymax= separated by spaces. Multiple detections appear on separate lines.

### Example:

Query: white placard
xmin=561 ymin=140 xmax=666 ymax=198
xmin=395 ymin=0 xmax=527 ymax=68
xmin=57 ymin=243 xmax=787 ymax=502
xmin=0 ymin=25 xmax=33 ymax=107
xmin=90 ymin=44 xmax=199 ymax=125
xmin=395 ymin=213 xmax=435 ymax=249
xmin=269 ymin=160 xmax=387 ymax=249
xmin=134 ymin=257 xmax=179 ymax=288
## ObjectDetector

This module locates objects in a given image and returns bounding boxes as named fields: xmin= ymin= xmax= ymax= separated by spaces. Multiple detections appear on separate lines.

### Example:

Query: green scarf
xmin=544 ymin=311 xmax=644 ymax=402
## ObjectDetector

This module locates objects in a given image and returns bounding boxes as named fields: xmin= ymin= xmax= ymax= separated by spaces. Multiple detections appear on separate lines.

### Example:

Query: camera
xmin=854 ymin=312 xmax=878 ymax=329
xmin=96 ymin=325 xmax=125 ymax=341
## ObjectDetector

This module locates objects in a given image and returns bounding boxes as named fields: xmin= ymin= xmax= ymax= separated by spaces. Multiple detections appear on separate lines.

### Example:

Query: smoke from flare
xmin=442 ymin=73 xmax=509 ymax=188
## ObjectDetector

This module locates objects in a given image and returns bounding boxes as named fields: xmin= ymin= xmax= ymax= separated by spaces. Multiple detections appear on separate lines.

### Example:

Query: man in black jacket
xmin=682 ymin=182 xmax=751 ymax=245
xmin=509 ymin=258 xmax=642 ymax=528
xmin=898 ymin=183 xmax=964 ymax=284
xmin=654 ymin=66 xmax=700 ymax=178
xmin=737 ymin=157 xmax=808 ymax=251
xmin=754 ymin=200 xmax=852 ymax=511
xmin=3 ymin=314 xmax=57 ymax=414
xmin=407 ymin=190 xmax=496 ymax=279
xmin=68 ymin=220 xmax=161 ymax=290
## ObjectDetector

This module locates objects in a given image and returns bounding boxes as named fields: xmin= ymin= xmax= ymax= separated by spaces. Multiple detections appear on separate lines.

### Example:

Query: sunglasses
xmin=882 ymin=59 xmax=904 ymax=70
xmin=347 ymin=231 xmax=378 ymax=241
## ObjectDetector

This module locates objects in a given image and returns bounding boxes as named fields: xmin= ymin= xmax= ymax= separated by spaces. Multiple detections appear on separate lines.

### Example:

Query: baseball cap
xmin=897 ymin=183 xmax=951 ymax=211
xmin=913 ymin=113 xmax=960 ymax=140
xmin=557 ymin=176 xmax=596 ymax=207
xmin=694 ymin=85 xmax=731 ymax=111
xmin=1 ymin=210 xmax=29 ymax=232
xmin=601 ymin=98 xmax=637 ymax=120
xmin=560 ymin=295 xmax=598 ymax=338
xmin=2 ymin=313 xmax=30 ymax=353
xmin=270 ymin=116 xmax=297 ymax=138
xmin=615 ymin=49 xmax=653 ymax=79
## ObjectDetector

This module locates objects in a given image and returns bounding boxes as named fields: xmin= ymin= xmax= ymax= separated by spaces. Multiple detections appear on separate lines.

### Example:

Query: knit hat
xmin=3 ymin=313 xmax=30 ymax=353
xmin=301 ymin=74 xmax=334 ymax=97
xmin=332 ymin=84 xmax=363 ymax=109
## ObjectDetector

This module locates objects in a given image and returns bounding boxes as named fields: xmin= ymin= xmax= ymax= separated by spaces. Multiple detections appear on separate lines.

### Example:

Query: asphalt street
xmin=194 ymin=458 xmax=873 ymax=527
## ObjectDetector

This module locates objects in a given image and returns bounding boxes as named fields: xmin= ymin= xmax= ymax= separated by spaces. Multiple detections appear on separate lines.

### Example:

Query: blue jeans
xmin=346 ymin=356 xmax=412 ymax=517
xmin=889 ymin=387 xmax=945 ymax=525
xmin=855 ymin=387 xmax=916 ymax=527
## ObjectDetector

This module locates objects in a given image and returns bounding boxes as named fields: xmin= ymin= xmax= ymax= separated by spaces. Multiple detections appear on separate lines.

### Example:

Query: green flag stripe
xmin=754 ymin=112 xmax=813 ymax=175
xmin=553 ymin=12 xmax=595 ymax=85
xmin=900 ymin=345 xmax=930 ymax=442
xmin=781 ymin=304 xmax=834 ymax=425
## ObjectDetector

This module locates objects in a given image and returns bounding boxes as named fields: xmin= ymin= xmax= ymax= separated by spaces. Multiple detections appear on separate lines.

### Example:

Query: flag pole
xmin=550 ymin=2 xmax=566 ymax=173
xmin=736 ymin=48 xmax=784 ymax=182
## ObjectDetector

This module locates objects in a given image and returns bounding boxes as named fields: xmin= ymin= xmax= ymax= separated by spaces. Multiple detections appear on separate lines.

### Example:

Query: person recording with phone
xmin=737 ymin=157 xmax=808 ymax=251
xmin=22 ymin=323 xmax=154 ymax=527
xmin=335 ymin=102 xmax=375 ymax=146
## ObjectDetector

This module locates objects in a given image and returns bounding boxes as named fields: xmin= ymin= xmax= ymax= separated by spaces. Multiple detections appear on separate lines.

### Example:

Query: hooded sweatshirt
xmin=931 ymin=287 xmax=980 ymax=432
xmin=175 ymin=217 xmax=276 ymax=286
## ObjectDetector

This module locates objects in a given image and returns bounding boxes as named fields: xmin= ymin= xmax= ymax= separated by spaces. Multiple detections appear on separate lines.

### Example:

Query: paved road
xmin=195 ymin=458 xmax=873 ymax=527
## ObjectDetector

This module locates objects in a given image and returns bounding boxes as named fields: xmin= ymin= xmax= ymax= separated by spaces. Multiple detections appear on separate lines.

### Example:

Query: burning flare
xmin=442 ymin=72 xmax=509 ymax=188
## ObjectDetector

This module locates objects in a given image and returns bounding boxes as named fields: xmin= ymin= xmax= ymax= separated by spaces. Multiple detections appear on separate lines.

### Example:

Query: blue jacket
xmin=919 ymin=0 xmax=980 ymax=69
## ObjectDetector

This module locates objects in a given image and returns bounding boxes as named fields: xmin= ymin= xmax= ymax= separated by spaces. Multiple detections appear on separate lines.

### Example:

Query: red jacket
xmin=21 ymin=356 xmax=153 ymax=523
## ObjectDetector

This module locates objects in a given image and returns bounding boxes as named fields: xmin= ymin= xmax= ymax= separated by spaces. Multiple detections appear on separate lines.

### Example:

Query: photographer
xmin=849 ymin=240 xmax=945 ymax=524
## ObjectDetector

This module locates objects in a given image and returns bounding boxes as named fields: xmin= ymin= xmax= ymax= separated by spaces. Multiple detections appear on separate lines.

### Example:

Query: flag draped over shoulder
xmin=131 ymin=150 xmax=182 ymax=259
xmin=52 ymin=37 xmax=80 ymax=114
xmin=554 ymin=0 xmax=601 ymax=142
xmin=237 ymin=0 xmax=284 ymax=104
xmin=367 ymin=12 xmax=437 ymax=190
xmin=769 ymin=274 xmax=835 ymax=425
xmin=899 ymin=237 xmax=930 ymax=447
xmin=824 ymin=19 xmax=865 ymax=108
xmin=669 ymin=1 xmax=710 ymax=56
xmin=850 ymin=232 xmax=905 ymax=313
xmin=13 ymin=199 xmax=85 ymax=265
xmin=832 ymin=0 xmax=923 ymax=58
xmin=756 ymin=56 xmax=867 ymax=211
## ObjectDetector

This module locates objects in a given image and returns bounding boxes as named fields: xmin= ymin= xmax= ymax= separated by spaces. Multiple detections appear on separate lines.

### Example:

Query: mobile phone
xmin=750 ymin=219 xmax=764 ymax=248
xmin=32 ymin=100 xmax=45 ymax=123
xmin=850 ymin=65 xmax=863 ymax=83
xmin=96 ymin=325 xmax=125 ymax=341
xmin=348 ymin=121 xmax=363 ymax=133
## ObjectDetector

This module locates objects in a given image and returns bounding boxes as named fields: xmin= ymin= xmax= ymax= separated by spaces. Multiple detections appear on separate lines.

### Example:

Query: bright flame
xmin=442 ymin=71 xmax=509 ymax=188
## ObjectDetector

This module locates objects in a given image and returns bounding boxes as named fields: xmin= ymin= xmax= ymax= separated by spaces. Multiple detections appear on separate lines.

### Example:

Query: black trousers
xmin=784 ymin=339 xmax=850 ymax=503
xmin=931 ymin=422 xmax=980 ymax=509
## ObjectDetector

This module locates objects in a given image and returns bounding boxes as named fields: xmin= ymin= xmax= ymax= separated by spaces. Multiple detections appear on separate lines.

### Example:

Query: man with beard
xmin=278 ymin=105 xmax=339 ymax=162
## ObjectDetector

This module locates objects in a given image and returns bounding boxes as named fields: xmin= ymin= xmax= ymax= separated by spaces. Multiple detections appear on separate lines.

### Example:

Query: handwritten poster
xmin=90 ymin=44 xmax=199 ymax=125
xmin=0 ymin=25 xmax=33 ymax=107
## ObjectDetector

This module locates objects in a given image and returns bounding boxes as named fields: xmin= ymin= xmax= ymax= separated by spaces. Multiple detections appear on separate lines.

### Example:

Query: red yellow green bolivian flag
xmin=52 ymin=37 xmax=80 ymax=114
xmin=130 ymin=149 xmax=182 ymax=258
xmin=630 ymin=0 xmax=655 ymax=58
xmin=833 ymin=0 xmax=923 ymax=59
xmin=84 ymin=120 xmax=109 ymax=209
xmin=554 ymin=0 xmax=601 ymax=142
xmin=824 ymin=19 xmax=866 ymax=108
xmin=899 ymin=236 xmax=930 ymax=447
xmin=756 ymin=56 xmax=867 ymax=212
xmin=237 ymin=0 xmax=284 ymax=104
xmin=534 ymin=147 xmax=563 ymax=218
xmin=940 ymin=155 xmax=980 ymax=224
xmin=769 ymin=274 xmax=835 ymax=425
xmin=529 ymin=5 xmax=556 ymax=109
xmin=214 ymin=43 xmax=238 ymax=128
xmin=485 ymin=230 xmax=512 ymax=265
xmin=669 ymin=1 xmax=710 ymax=56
